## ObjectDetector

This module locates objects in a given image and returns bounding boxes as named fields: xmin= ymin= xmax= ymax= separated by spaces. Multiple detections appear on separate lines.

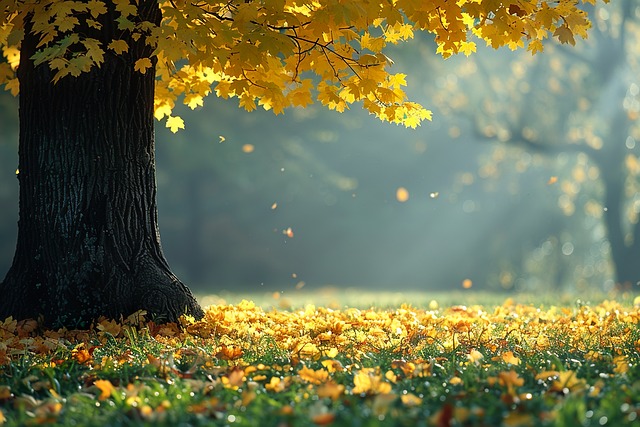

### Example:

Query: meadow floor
xmin=0 ymin=290 xmax=639 ymax=426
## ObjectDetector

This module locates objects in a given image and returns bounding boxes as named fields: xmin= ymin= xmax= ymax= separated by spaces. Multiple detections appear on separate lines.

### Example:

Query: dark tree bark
xmin=0 ymin=1 xmax=203 ymax=327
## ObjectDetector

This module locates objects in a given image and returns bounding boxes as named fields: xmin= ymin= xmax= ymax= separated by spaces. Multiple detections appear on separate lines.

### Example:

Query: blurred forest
xmin=1 ymin=1 xmax=638 ymax=295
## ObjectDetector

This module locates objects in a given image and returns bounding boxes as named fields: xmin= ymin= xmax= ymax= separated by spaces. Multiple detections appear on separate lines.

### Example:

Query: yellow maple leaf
xmin=165 ymin=115 xmax=185 ymax=133
xmin=134 ymin=58 xmax=152 ymax=74
xmin=87 ymin=0 xmax=108 ymax=18
xmin=108 ymin=40 xmax=128 ymax=54
xmin=154 ymin=103 xmax=172 ymax=121
xmin=185 ymin=94 xmax=204 ymax=110
xmin=458 ymin=41 xmax=476 ymax=56
xmin=360 ymin=32 xmax=385 ymax=52
xmin=553 ymin=25 xmax=575 ymax=45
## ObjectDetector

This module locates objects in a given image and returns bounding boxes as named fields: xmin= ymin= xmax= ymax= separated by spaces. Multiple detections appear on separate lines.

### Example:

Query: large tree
xmin=0 ymin=0 xmax=601 ymax=326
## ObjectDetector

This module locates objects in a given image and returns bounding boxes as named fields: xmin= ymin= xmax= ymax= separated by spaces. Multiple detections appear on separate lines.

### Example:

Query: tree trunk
xmin=599 ymin=154 xmax=640 ymax=290
xmin=0 ymin=1 xmax=203 ymax=327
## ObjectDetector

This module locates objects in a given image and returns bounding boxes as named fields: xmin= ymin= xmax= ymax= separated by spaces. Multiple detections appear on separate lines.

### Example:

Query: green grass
xmin=197 ymin=287 xmax=635 ymax=309
xmin=1 ymin=290 xmax=639 ymax=426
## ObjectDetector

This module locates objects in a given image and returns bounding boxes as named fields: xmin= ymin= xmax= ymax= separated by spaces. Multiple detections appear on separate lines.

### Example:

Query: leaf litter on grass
xmin=0 ymin=299 xmax=639 ymax=426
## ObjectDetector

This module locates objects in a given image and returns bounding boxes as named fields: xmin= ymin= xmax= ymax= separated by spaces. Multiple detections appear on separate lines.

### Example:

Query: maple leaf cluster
xmin=1 ymin=0 xmax=605 ymax=129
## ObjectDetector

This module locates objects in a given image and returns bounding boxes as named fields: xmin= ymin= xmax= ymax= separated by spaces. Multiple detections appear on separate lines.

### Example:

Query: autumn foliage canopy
xmin=2 ymin=0 xmax=601 ymax=129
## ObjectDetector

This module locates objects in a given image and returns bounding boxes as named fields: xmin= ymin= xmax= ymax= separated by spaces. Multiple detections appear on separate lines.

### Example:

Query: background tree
xmin=0 ymin=0 xmax=601 ymax=326
xmin=428 ymin=0 xmax=640 ymax=291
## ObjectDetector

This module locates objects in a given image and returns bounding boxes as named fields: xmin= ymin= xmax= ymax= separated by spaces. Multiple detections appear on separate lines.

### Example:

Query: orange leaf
xmin=94 ymin=379 xmax=115 ymax=401
xmin=298 ymin=366 xmax=329 ymax=385
xmin=317 ymin=381 xmax=345 ymax=401
xmin=401 ymin=393 xmax=422 ymax=406
xmin=501 ymin=351 xmax=521 ymax=366
xmin=311 ymin=413 xmax=335 ymax=426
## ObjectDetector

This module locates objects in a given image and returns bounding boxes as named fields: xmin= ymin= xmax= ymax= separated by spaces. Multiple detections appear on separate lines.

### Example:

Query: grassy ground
xmin=0 ymin=289 xmax=639 ymax=426
xmin=197 ymin=287 xmax=636 ymax=310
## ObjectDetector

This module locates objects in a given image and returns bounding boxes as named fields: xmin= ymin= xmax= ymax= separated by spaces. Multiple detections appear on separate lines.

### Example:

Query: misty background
xmin=1 ymin=2 xmax=638 ymax=297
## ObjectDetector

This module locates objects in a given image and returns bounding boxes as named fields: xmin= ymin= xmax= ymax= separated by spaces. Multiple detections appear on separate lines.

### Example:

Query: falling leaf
xmin=242 ymin=144 xmax=255 ymax=153
xmin=430 ymin=191 xmax=439 ymax=199
xmin=547 ymin=176 xmax=558 ymax=185
xmin=271 ymin=202 xmax=278 ymax=210
xmin=218 ymin=135 xmax=226 ymax=143
xmin=396 ymin=187 xmax=409 ymax=202
xmin=283 ymin=227 xmax=294 ymax=238
xmin=462 ymin=279 xmax=473 ymax=289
